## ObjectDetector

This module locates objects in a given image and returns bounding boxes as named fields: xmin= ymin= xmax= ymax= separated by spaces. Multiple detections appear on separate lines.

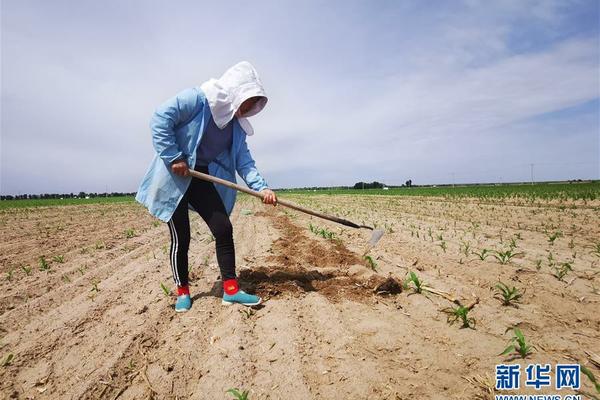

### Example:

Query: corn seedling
xmin=493 ymin=249 xmax=522 ymax=265
xmin=385 ymin=223 xmax=394 ymax=234
xmin=152 ymin=220 xmax=161 ymax=227
xmin=239 ymin=308 xmax=255 ymax=319
xmin=460 ymin=242 xmax=471 ymax=257
xmin=547 ymin=251 xmax=555 ymax=268
xmin=6 ymin=269 xmax=14 ymax=281
xmin=442 ymin=305 xmax=475 ymax=329
xmin=438 ymin=240 xmax=447 ymax=253
xmin=38 ymin=256 xmax=50 ymax=272
xmin=406 ymin=271 xmax=425 ymax=294
xmin=127 ymin=359 xmax=137 ymax=371
xmin=473 ymin=249 xmax=491 ymax=261
xmin=21 ymin=265 xmax=32 ymax=276
xmin=226 ymin=388 xmax=249 ymax=400
xmin=1 ymin=353 xmax=13 ymax=367
xmin=310 ymin=223 xmax=336 ymax=240
xmin=124 ymin=228 xmax=136 ymax=238
xmin=363 ymin=255 xmax=377 ymax=271
xmin=552 ymin=262 xmax=573 ymax=281
xmin=495 ymin=282 xmax=523 ymax=306
xmin=62 ymin=274 xmax=71 ymax=283
xmin=591 ymin=242 xmax=600 ymax=258
xmin=534 ymin=259 xmax=542 ymax=270
xmin=160 ymin=282 xmax=171 ymax=296
xmin=500 ymin=328 xmax=534 ymax=359
xmin=90 ymin=279 xmax=100 ymax=293
xmin=580 ymin=365 xmax=600 ymax=395
xmin=53 ymin=255 xmax=65 ymax=263
xmin=547 ymin=230 xmax=562 ymax=245
xmin=95 ymin=241 xmax=106 ymax=250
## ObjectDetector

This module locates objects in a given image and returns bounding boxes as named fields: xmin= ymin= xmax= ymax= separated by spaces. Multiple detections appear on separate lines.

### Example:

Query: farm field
xmin=0 ymin=189 xmax=599 ymax=399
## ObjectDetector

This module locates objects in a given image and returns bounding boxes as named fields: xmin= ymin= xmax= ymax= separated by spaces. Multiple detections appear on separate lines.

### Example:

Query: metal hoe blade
xmin=368 ymin=229 xmax=385 ymax=247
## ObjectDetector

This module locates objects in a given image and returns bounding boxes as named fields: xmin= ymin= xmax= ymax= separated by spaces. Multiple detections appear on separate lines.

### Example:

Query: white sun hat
xmin=200 ymin=61 xmax=268 ymax=136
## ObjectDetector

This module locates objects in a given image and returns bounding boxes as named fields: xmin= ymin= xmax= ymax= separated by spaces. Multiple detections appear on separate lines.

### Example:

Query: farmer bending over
xmin=136 ymin=61 xmax=277 ymax=312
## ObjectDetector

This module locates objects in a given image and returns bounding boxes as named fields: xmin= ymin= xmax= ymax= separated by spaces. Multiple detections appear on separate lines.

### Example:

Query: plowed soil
xmin=0 ymin=193 xmax=598 ymax=399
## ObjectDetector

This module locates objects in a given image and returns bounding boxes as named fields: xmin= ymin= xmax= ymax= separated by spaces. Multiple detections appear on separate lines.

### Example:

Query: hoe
xmin=188 ymin=169 xmax=385 ymax=251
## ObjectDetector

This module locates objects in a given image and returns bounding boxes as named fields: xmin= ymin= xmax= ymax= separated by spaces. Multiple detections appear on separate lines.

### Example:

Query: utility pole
xmin=530 ymin=163 xmax=534 ymax=185
xmin=451 ymin=172 xmax=455 ymax=188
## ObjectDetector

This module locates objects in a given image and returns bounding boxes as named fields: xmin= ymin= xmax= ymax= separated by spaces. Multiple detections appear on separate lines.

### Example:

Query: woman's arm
xmin=150 ymin=88 xmax=203 ymax=165
xmin=235 ymin=135 xmax=269 ymax=192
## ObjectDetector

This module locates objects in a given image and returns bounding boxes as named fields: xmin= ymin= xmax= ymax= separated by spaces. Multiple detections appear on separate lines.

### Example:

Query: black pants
xmin=167 ymin=165 xmax=236 ymax=287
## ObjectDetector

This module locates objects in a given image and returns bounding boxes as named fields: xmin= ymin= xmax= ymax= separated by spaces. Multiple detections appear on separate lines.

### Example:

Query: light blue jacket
xmin=135 ymin=87 xmax=269 ymax=222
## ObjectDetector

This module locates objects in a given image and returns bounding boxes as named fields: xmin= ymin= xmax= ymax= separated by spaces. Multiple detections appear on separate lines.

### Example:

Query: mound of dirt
xmin=255 ymin=210 xmax=365 ymax=269
xmin=239 ymin=265 xmax=402 ymax=303
xmin=248 ymin=209 xmax=402 ymax=302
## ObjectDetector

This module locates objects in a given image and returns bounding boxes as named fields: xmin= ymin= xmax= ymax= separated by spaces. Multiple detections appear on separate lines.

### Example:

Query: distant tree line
xmin=352 ymin=180 xmax=412 ymax=189
xmin=277 ymin=180 xmax=416 ymax=191
xmin=1 ymin=192 xmax=136 ymax=200
xmin=353 ymin=181 xmax=384 ymax=189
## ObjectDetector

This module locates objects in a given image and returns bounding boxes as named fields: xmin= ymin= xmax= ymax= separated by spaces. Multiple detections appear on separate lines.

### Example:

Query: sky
xmin=1 ymin=0 xmax=599 ymax=194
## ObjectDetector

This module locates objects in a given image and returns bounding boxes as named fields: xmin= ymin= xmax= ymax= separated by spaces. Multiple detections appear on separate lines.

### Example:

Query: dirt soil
xmin=0 ymin=194 xmax=598 ymax=399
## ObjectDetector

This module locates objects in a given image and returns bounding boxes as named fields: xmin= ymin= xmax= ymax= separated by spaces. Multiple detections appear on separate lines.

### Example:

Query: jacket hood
xmin=200 ymin=61 xmax=268 ymax=136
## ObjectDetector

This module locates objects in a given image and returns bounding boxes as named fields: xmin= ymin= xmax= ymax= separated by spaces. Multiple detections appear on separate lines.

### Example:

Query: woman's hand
xmin=171 ymin=159 xmax=189 ymax=176
xmin=261 ymin=188 xmax=277 ymax=206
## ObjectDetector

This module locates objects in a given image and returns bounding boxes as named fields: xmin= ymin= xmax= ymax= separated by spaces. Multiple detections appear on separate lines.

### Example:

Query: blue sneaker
xmin=222 ymin=290 xmax=262 ymax=306
xmin=175 ymin=294 xmax=191 ymax=312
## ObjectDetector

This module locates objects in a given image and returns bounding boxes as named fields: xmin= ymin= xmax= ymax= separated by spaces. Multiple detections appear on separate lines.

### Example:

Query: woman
xmin=136 ymin=61 xmax=277 ymax=312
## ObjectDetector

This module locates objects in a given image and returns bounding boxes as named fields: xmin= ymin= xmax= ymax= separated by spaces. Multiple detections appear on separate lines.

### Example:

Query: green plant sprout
xmin=580 ymin=365 xmax=600 ymax=395
xmin=38 ymin=256 xmax=50 ymax=272
xmin=160 ymin=282 xmax=171 ymax=296
xmin=53 ymin=255 xmax=65 ymax=263
xmin=495 ymin=282 xmax=523 ymax=307
xmin=552 ymin=262 xmax=573 ymax=281
xmin=1 ymin=353 xmax=13 ymax=367
xmin=21 ymin=265 xmax=32 ymax=276
xmin=438 ymin=241 xmax=447 ymax=253
xmin=547 ymin=230 xmax=562 ymax=245
xmin=473 ymin=249 xmax=491 ymax=261
xmin=460 ymin=242 xmax=471 ymax=257
xmin=226 ymin=388 xmax=250 ymax=400
xmin=309 ymin=223 xmax=336 ymax=240
xmin=493 ymin=249 xmax=522 ymax=265
xmin=500 ymin=328 xmax=534 ymax=359
xmin=442 ymin=305 xmax=475 ymax=329
xmin=239 ymin=308 xmax=255 ymax=319
xmin=406 ymin=271 xmax=425 ymax=294
xmin=363 ymin=255 xmax=377 ymax=271
xmin=591 ymin=242 xmax=600 ymax=258
xmin=127 ymin=359 xmax=137 ymax=371
xmin=124 ymin=228 xmax=136 ymax=238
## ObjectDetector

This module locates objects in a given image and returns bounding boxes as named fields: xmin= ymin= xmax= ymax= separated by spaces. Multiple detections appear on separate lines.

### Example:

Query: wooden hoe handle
xmin=187 ymin=169 xmax=364 ymax=229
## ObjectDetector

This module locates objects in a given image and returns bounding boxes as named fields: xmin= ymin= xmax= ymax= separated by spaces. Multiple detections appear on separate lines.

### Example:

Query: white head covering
xmin=200 ymin=61 xmax=268 ymax=136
